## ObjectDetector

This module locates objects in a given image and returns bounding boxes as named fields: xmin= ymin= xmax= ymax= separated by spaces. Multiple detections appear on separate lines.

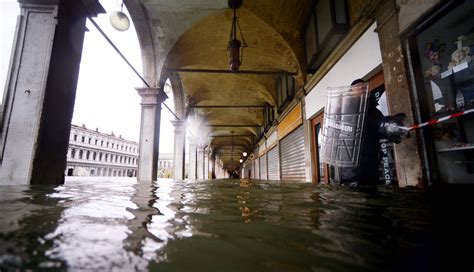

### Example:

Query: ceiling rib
xmin=209 ymin=134 xmax=255 ymax=137
xmin=203 ymin=124 xmax=261 ymax=127
xmin=167 ymin=68 xmax=296 ymax=76
xmin=191 ymin=105 xmax=270 ymax=108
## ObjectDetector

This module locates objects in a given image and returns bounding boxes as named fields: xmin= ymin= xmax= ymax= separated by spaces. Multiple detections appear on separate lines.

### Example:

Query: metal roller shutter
xmin=259 ymin=154 xmax=267 ymax=180
xmin=280 ymin=125 xmax=305 ymax=181
xmin=267 ymin=146 xmax=279 ymax=180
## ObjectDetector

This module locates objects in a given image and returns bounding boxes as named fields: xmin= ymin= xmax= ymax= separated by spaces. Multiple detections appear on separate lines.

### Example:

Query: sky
xmin=1 ymin=0 xmax=176 ymax=153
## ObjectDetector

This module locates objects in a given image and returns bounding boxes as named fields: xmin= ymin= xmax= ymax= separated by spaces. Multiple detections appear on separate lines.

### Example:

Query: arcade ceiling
xmin=125 ymin=0 xmax=312 ymax=171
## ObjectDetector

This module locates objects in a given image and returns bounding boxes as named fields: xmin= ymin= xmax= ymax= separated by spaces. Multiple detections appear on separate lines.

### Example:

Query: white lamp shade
xmin=110 ymin=11 xmax=130 ymax=31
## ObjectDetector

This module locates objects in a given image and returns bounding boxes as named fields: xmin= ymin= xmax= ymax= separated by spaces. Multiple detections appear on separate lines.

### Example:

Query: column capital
xmin=187 ymin=136 xmax=198 ymax=144
xmin=171 ymin=119 xmax=186 ymax=129
xmin=136 ymin=87 xmax=167 ymax=105
xmin=197 ymin=144 xmax=205 ymax=152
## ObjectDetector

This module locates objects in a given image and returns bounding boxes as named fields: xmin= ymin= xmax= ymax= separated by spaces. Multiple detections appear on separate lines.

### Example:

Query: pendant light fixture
xmin=110 ymin=2 xmax=130 ymax=31
xmin=227 ymin=0 xmax=247 ymax=72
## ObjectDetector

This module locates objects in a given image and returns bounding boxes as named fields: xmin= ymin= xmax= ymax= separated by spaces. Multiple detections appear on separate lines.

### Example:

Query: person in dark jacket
xmin=340 ymin=79 xmax=408 ymax=187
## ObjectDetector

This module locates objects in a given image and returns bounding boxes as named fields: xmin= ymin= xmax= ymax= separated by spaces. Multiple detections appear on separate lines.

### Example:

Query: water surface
xmin=0 ymin=178 xmax=472 ymax=271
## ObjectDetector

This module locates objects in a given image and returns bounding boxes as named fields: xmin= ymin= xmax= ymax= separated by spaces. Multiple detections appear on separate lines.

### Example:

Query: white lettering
xmin=327 ymin=120 xmax=353 ymax=133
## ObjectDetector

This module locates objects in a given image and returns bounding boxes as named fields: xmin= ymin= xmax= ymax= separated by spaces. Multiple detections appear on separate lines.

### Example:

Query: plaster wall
xmin=304 ymin=23 xmax=382 ymax=120
xmin=267 ymin=131 xmax=278 ymax=147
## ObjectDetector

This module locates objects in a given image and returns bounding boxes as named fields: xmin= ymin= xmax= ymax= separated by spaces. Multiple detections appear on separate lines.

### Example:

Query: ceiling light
xmin=227 ymin=0 xmax=247 ymax=72
xmin=110 ymin=3 xmax=130 ymax=31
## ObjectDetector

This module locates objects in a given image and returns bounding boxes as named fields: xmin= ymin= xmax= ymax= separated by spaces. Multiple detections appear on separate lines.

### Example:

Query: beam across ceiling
xmin=203 ymin=124 xmax=261 ymax=127
xmin=167 ymin=68 xmax=296 ymax=76
xmin=191 ymin=105 xmax=270 ymax=108
xmin=209 ymin=134 xmax=255 ymax=137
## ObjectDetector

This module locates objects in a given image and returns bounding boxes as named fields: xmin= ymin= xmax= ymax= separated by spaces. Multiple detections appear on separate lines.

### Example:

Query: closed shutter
xmin=280 ymin=125 xmax=305 ymax=181
xmin=259 ymin=154 xmax=267 ymax=180
xmin=267 ymin=146 xmax=279 ymax=180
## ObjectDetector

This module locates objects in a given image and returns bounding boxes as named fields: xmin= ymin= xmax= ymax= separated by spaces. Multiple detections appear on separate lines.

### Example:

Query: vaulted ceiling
xmin=125 ymin=0 xmax=311 ymax=172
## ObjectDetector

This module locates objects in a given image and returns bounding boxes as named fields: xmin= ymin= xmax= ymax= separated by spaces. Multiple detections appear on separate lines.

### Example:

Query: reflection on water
xmin=0 ymin=177 xmax=473 ymax=271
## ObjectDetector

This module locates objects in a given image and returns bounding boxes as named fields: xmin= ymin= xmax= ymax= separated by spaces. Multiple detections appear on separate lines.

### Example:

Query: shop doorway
xmin=311 ymin=112 xmax=329 ymax=183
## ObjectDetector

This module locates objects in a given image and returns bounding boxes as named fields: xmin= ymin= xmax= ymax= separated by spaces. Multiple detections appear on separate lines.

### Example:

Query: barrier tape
xmin=401 ymin=108 xmax=474 ymax=131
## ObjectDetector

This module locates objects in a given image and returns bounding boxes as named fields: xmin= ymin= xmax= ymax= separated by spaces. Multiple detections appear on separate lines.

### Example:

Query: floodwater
xmin=0 ymin=178 xmax=473 ymax=271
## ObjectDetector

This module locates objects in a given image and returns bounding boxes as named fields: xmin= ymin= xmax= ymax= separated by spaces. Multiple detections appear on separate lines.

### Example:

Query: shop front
xmin=403 ymin=0 xmax=474 ymax=184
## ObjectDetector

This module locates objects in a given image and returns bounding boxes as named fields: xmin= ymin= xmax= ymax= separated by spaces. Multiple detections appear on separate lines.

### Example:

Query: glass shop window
xmin=410 ymin=1 xmax=474 ymax=183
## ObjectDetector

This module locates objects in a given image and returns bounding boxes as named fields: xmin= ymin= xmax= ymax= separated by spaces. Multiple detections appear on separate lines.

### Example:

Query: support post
xmin=376 ymin=0 xmax=423 ymax=187
xmin=188 ymin=136 xmax=197 ymax=179
xmin=171 ymin=120 xmax=186 ymax=179
xmin=0 ymin=0 xmax=104 ymax=185
xmin=136 ymin=87 xmax=167 ymax=182
xmin=196 ymin=144 xmax=204 ymax=179
xmin=204 ymin=148 xmax=210 ymax=179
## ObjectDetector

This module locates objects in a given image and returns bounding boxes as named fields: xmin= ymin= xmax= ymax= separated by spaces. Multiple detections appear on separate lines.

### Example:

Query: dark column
xmin=0 ymin=0 xmax=104 ymax=185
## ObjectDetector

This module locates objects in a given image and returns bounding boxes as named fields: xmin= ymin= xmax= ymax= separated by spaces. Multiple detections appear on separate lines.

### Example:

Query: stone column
xmin=136 ymin=87 xmax=167 ymax=182
xmin=376 ymin=0 xmax=423 ymax=187
xmin=210 ymin=154 xmax=216 ymax=179
xmin=204 ymin=148 xmax=210 ymax=179
xmin=0 ymin=0 xmax=104 ymax=185
xmin=196 ymin=144 xmax=205 ymax=179
xmin=171 ymin=120 xmax=186 ymax=180
xmin=188 ymin=136 xmax=197 ymax=179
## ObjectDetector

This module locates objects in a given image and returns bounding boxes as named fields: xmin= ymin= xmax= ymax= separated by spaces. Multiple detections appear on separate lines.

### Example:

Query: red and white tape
xmin=403 ymin=108 xmax=474 ymax=131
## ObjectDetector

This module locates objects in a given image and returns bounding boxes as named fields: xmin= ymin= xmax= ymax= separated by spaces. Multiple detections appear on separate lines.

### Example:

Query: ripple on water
xmin=2 ymin=177 xmax=472 ymax=271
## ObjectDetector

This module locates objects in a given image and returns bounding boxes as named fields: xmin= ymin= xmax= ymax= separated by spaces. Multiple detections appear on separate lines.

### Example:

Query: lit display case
xmin=407 ymin=1 xmax=474 ymax=183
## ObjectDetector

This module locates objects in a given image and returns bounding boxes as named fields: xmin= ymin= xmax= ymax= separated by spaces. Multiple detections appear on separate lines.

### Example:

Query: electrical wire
xmin=87 ymin=16 xmax=180 ymax=121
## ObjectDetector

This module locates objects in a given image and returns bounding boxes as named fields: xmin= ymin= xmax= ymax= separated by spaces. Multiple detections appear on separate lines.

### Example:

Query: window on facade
xmin=88 ymin=138 xmax=91 ymax=144
xmin=276 ymin=75 xmax=296 ymax=112
xmin=93 ymin=152 xmax=96 ymax=160
xmin=304 ymin=0 xmax=349 ymax=73
xmin=71 ymin=148 xmax=76 ymax=158
xmin=99 ymin=153 xmax=102 ymax=161
xmin=95 ymin=139 xmax=98 ymax=145
xmin=81 ymin=136 xmax=85 ymax=143
xmin=79 ymin=150 xmax=83 ymax=159
xmin=86 ymin=150 xmax=90 ymax=160
xmin=112 ymin=143 xmax=114 ymax=148
xmin=263 ymin=104 xmax=275 ymax=131
xmin=73 ymin=134 xmax=77 ymax=141
xmin=107 ymin=142 xmax=109 ymax=147
xmin=105 ymin=154 xmax=108 ymax=161
xmin=101 ymin=140 xmax=104 ymax=146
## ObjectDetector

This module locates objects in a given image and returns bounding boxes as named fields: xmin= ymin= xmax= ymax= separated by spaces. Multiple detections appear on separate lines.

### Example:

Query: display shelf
xmin=438 ymin=145 xmax=474 ymax=152
xmin=431 ymin=104 xmax=474 ymax=119
xmin=425 ymin=61 xmax=472 ymax=81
